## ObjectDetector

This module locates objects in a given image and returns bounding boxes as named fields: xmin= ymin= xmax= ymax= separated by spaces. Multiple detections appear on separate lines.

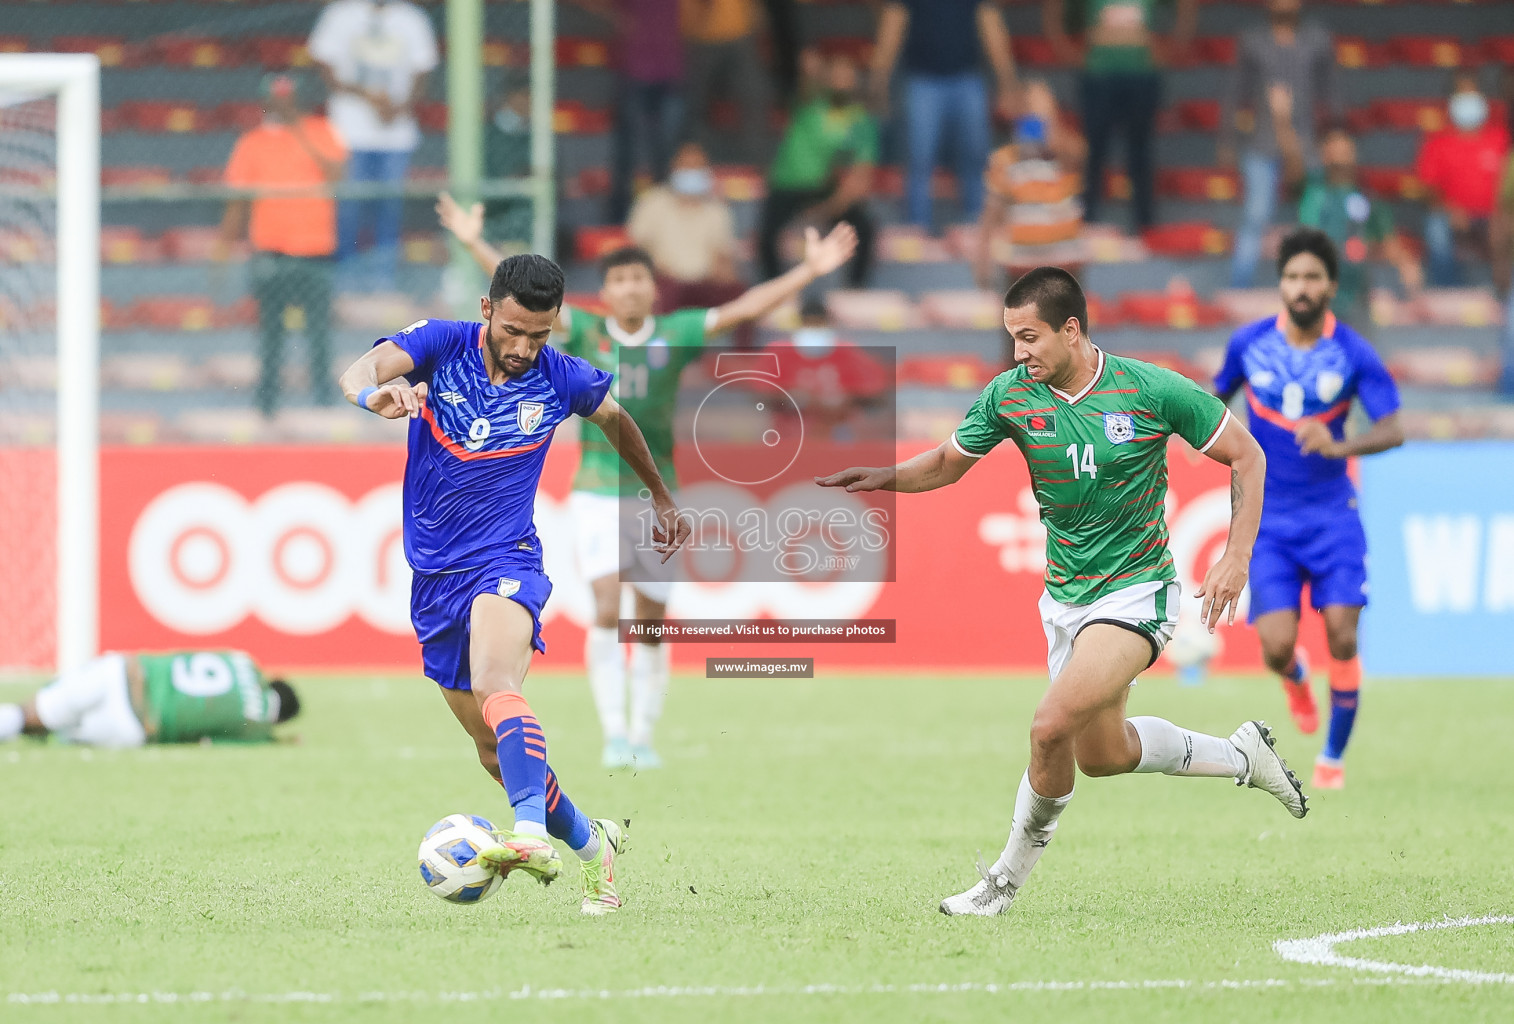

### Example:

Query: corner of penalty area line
xmin=1273 ymin=915 xmax=1514 ymax=984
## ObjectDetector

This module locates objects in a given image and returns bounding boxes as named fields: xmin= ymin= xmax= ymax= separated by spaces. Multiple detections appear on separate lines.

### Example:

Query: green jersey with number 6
xmin=952 ymin=348 xmax=1231 ymax=605
xmin=138 ymin=650 xmax=278 ymax=743
xmin=561 ymin=307 xmax=711 ymax=495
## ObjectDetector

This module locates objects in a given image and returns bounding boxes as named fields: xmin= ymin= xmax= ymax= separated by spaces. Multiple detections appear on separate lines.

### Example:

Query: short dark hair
xmin=488 ymin=253 xmax=566 ymax=311
xmin=1276 ymin=227 xmax=1338 ymax=282
xmin=1004 ymin=266 xmax=1089 ymax=336
xmin=268 ymin=679 xmax=300 ymax=724
xmin=599 ymin=246 xmax=656 ymax=280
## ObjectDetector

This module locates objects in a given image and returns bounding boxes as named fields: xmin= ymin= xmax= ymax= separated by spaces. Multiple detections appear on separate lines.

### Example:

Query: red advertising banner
xmin=0 ymin=445 xmax=1326 ymax=675
xmin=1 ymin=442 xmax=1304 ymax=673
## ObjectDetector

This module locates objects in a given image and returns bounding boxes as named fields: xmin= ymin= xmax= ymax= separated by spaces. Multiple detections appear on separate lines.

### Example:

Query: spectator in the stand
xmin=766 ymin=297 xmax=890 ymax=440
xmin=1044 ymin=0 xmax=1197 ymax=234
xmin=218 ymin=73 xmax=347 ymax=416
xmin=308 ymin=0 xmax=438 ymax=293
xmin=759 ymin=51 xmax=877 ymax=288
xmin=684 ymin=0 xmax=771 ymax=164
xmin=974 ymin=79 xmax=1087 ymax=291
xmin=579 ymin=0 xmax=686 ymax=224
xmin=483 ymin=85 xmax=533 ymax=248
xmin=627 ymin=141 xmax=749 ymax=338
xmin=1493 ymin=152 xmax=1514 ymax=394
xmin=1222 ymin=0 xmax=1339 ymax=288
xmin=1414 ymin=71 xmax=1511 ymax=286
xmin=870 ymin=0 xmax=1019 ymax=232
xmin=1278 ymin=105 xmax=1422 ymax=323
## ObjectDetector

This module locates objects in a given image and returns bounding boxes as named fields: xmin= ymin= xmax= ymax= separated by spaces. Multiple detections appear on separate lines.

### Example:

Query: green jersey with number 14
xmin=139 ymin=650 xmax=277 ymax=743
xmin=561 ymin=307 xmax=710 ymax=495
xmin=952 ymin=348 xmax=1231 ymax=605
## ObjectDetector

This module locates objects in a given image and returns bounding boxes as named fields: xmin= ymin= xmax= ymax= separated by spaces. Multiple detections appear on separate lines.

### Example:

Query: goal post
xmin=0 ymin=54 xmax=100 ymax=673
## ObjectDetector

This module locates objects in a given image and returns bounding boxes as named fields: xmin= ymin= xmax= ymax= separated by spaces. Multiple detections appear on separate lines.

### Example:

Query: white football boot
xmin=1230 ymin=720 xmax=1308 ymax=819
xmin=939 ymin=856 xmax=1016 ymax=917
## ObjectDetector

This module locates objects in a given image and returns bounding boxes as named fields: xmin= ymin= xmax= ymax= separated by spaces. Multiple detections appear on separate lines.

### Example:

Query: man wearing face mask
xmin=766 ymin=297 xmax=890 ymax=441
xmin=1414 ymin=72 xmax=1511 ymax=287
xmin=627 ymin=141 xmax=744 ymax=330
xmin=759 ymin=51 xmax=878 ymax=288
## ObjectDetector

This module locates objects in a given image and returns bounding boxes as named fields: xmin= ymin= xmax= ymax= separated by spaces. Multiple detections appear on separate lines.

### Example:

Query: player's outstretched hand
xmin=435 ymin=191 xmax=484 ymax=246
xmin=802 ymin=223 xmax=859 ymax=278
xmin=366 ymin=380 xmax=428 ymax=419
xmin=650 ymin=498 xmax=692 ymax=563
xmin=814 ymin=466 xmax=893 ymax=492
xmin=1195 ymin=551 xmax=1248 ymax=633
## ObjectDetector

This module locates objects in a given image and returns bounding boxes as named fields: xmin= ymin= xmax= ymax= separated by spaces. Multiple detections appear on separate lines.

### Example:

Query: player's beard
xmin=1285 ymin=294 xmax=1329 ymax=331
xmin=487 ymin=339 xmax=533 ymax=378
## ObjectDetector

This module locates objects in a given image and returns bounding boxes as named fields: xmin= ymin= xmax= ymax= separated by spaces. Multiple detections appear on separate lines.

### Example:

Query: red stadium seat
xmin=251 ymin=37 xmax=313 ymax=70
xmin=1333 ymin=37 xmax=1392 ymax=70
xmin=815 ymin=36 xmax=874 ymax=63
xmin=1173 ymin=100 xmax=1222 ymax=133
xmin=213 ymin=102 xmax=264 ymax=133
xmin=101 ymin=227 xmax=165 ymax=265
xmin=100 ymin=412 xmax=171 ymax=446
xmin=116 ymin=101 xmax=210 ymax=134
xmin=917 ymin=290 xmax=1005 ymax=330
xmin=52 ymin=36 xmax=137 ymax=68
xmin=878 ymin=226 xmax=954 ymax=264
xmin=1213 ymin=288 xmax=1281 ymax=327
xmin=1085 ymin=293 xmax=1122 ymax=330
xmin=101 ymin=166 xmax=173 ymax=188
xmin=713 ymin=165 xmax=765 ymax=202
xmin=101 ymin=354 xmax=193 ymax=391
xmin=1191 ymin=37 xmax=1237 ymax=65
xmin=1141 ymin=222 xmax=1230 ymax=257
xmin=415 ymin=100 xmax=448 ymax=134
xmin=897 ymin=354 xmax=997 ymax=390
xmin=1357 ymin=166 xmax=1423 ymax=200
xmin=130 ymin=297 xmax=218 ymax=332
xmin=483 ymin=39 xmax=527 ymax=67
xmin=1157 ymin=167 xmax=1238 ymax=202
xmin=1367 ymin=99 xmax=1447 ymax=133
xmin=1389 ymin=36 xmax=1469 ymax=69
xmin=555 ymin=37 xmax=610 ymax=68
xmin=826 ymin=289 xmax=921 ymax=331
xmin=0 ymin=36 xmax=30 ymax=54
xmin=574 ymin=226 xmax=632 ymax=263
xmin=215 ymin=298 xmax=259 ymax=329
xmin=1118 ymin=291 xmax=1226 ymax=330
xmin=154 ymin=37 xmax=245 ymax=69
xmin=1483 ymin=37 xmax=1514 ymax=65
xmin=1011 ymin=36 xmax=1059 ymax=68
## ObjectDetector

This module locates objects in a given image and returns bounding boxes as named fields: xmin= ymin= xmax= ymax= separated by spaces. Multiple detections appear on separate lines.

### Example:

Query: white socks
xmin=1129 ymin=716 xmax=1245 ymax=778
xmin=0 ymin=703 xmax=22 ymax=741
xmin=628 ymin=643 xmax=669 ymax=747
xmin=572 ymin=827 xmax=602 ymax=862
xmin=993 ymin=771 xmax=1073 ymax=890
xmin=585 ymin=627 xmax=627 ymax=741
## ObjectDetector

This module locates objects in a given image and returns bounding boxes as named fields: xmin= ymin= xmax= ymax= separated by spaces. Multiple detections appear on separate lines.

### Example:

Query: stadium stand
xmin=1 ymin=0 xmax=1509 ymax=442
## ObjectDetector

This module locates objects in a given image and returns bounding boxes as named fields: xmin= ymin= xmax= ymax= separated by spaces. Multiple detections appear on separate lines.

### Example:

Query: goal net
xmin=0 ymin=55 xmax=99 ymax=674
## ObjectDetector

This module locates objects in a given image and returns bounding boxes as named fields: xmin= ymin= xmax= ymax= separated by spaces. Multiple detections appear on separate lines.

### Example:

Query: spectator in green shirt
xmin=1278 ymin=92 xmax=1421 ymax=321
xmin=757 ymin=51 xmax=877 ymax=287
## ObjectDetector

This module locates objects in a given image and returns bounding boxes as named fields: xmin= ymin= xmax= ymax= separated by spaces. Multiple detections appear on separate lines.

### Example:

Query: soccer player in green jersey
xmin=0 ymin=651 xmax=298 ymax=748
xmin=819 ymin=267 xmax=1308 ymax=916
xmin=437 ymin=192 xmax=857 ymax=769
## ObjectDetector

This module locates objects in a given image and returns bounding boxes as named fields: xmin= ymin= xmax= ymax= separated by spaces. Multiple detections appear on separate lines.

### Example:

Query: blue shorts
xmin=410 ymin=552 xmax=553 ymax=691
xmin=1248 ymin=503 xmax=1368 ymax=622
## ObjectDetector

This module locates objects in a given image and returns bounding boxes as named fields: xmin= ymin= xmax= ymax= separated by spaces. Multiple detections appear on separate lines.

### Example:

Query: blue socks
xmin=482 ymin=691 xmax=549 ymax=835
xmin=1322 ymin=688 xmax=1358 ymax=761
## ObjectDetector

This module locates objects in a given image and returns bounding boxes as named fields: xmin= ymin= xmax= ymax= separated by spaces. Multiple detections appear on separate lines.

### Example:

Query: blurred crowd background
xmin=2 ymin=0 xmax=1512 ymax=445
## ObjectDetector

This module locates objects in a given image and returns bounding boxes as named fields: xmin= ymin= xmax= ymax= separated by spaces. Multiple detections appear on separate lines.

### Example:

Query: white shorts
xmin=33 ymin=653 xmax=147 ymax=748
xmin=569 ymin=490 xmax=676 ymax=604
xmin=1039 ymin=580 xmax=1181 ymax=681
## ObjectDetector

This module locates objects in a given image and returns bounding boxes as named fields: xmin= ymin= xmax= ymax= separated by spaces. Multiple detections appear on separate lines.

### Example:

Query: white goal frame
xmin=1 ymin=54 xmax=100 ymax=672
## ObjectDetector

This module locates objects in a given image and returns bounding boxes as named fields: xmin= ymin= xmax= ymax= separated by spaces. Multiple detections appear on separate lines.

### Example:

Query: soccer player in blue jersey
xmin=338 ymin=254 xmax=690 ymax=914
xmin=1215 ymin=227 xmax=1404 ymax=790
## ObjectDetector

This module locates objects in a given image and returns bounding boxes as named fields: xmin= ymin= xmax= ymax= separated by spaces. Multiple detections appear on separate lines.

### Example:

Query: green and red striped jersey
xmin=952 ymin=348 xmax=1231 ymax=605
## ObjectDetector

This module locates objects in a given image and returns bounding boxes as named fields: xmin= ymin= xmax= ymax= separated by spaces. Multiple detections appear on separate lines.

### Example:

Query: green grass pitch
xmin=2 ymin=670 xmax=1512 ymax=1023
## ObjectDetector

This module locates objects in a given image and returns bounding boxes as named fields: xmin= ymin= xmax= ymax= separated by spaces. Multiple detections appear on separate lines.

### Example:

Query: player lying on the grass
xmin=1215 ymin=227 xmax=1404 ymax=791
xmin=339 ymin=253 xmax=691 ymax=916
xmin=818 ymin=266 xmax=1308 ymax=918
xmin=0 ymin=650 xmax=299 ymax=748
xmin=438 ymin=191 xmax=857 ymax=771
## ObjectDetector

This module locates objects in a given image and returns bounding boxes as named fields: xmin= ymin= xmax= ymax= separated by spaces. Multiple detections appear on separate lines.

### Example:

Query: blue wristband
xmin=356 ymin=386 xmax=378 ymax=412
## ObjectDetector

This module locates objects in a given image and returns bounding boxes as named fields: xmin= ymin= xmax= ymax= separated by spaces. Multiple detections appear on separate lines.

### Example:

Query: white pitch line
xmin=1274 ymin=914 xmax=1514 ymax=983
xmin=0 ymin=976 xmax=1462 ymax=1007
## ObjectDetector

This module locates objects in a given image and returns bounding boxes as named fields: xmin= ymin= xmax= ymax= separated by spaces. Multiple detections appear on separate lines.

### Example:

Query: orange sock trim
xmin=480 ymin=690 xmax=533 ymax=731
xmin=1328 ymin=657 xmax=1361 ymax=692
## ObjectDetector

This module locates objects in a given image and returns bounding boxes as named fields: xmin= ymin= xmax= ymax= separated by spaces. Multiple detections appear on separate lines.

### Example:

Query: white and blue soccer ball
xmin=417 ymin=813 xmax=503 ymax=905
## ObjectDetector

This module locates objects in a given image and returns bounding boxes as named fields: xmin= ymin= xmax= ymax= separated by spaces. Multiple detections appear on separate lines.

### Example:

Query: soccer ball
xmin=1165 ymin=618 xmax=1223 ymax=669
xmin=417 ymin=813 xmax=504 ymax=904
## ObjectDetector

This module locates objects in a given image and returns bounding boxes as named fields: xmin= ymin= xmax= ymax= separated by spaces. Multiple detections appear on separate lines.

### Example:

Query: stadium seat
xmin=873 ymin=167 xmax=958 ymax=200
xmin=161 ymin=227 xmax=235 ymax=263
xmin=1387 ymin=346 xmax=1499 ymax=388
xmin=713 ymin=165 xmax=765 ymax=202
xmin=272 ymin=408 xmax=371 ymax=444
xmin=100 ymin=227 xmax=164 ymax=265
xmin=250 ymin=37 xmax=313 ymax=70
xmin=1141 ymin=222 xmax=1230 ymax=257
xmin=153 ymin=37 xmax=245 ymax=69
xmin=1389 ymin=36 xmax=1468 ymax=69
xmin=402 ymin=234 xmax=448 ymax=265
xmin=215 ymin=298 xmax=258 ymax=329
xmin=1190 ymin=347 xmax=1226 ymax=381
xmin=1011 ymin=36 xmax=1059 ymax=68
xmin=101 ymin=354 xmax=194 ymax=392
xmin=0 ymin=36 xmax=30 ymax=54
xmin=10 ymin=356 xmax=56 ymax=390
xmin=1135 ymin=351 xmax=1206 ymax=384
xmin=878 ymin=226 xmax=955 ymax=264
xmin=100 ymin=412 xmax=170 ymax=446
xmin=130 ymin=296 xmax=217 ymax=332
xmin=897 ymin=354 xmax=997 ymax=390
xmin=51 ymin=36 xmax=135 ymax=68
xmin=825 ymin=289 xmax=921 ymax=331
xmin=562 ymin=292 xmax=609 ymax=317
xmin=552 ymin=101 xmax=612 ymax=135
xmin=198 ymin=353 xmax=259 ymax=390
xmin=482 ymin=39 xmax=527 ymax=67
xmin=1333 ymin=38 xmax=1392 ymax=70
xmin=1085 ymin=293 xmax=1123 ymax=330
xmin=101 ymin=166 xmax=173 ymax=189
xmin=917 ymin=289 xmax=1004 ymax=330
xmin=574 ymin=226 xmax=632 ymax=263
xmin=213 ymin=102 xmax=264 ymax=133
xmin=1173 ymin=100 xmax=1222 ymax=133
xmin=415 ymin=100 xmax=448 ymax=134
xmin=1357 ymin=166 xmax=1423 ymax=200
xmin=815 ymin=36 xmax=873 ymax=63
xmin=1157 ymin=168 xmax=1239 ymax=202
xmin=1369 ymin=99 xmax=1447 ymax=133
xmin=1118 ymin=290 xmax=1226 ymax=330
xmin=555 ymin=37 xmax=610 ymax=68
xmin=1191 ymin=37 xmax=1237 ymax=65
xmin=116 ymin=101 xmax=211 ymax=134
xmin=177 ymin=409 xmax=268 ymax=444
xmin=1213 ymin=289 xmax=1280 ymax=326
xmin=1483 ymin=37 xmax=1514 ymax=65
xmin=1417 ymin=288 xmax=1505 ymax=329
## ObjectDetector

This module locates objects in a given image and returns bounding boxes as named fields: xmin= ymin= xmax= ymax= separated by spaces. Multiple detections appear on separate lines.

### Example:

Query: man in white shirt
xmin=309 ymin=0 xmax=439 ymax=291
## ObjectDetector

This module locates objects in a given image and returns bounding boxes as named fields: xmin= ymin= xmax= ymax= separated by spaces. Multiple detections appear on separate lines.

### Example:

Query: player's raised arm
xmin=339 ymin=341 xmax=425 ymax=419
xmin=705 ymin=223 xmax=859 ymax=336
xmin=436 ymin=192 xmax=505 ymax=277
xmin=584 ymin=394 xmax=692 ymax=561
xmin=1194 ymin=417 xmax=1267 ymax=631
xmin=815 ymin=437 xmax=979 ymax=493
